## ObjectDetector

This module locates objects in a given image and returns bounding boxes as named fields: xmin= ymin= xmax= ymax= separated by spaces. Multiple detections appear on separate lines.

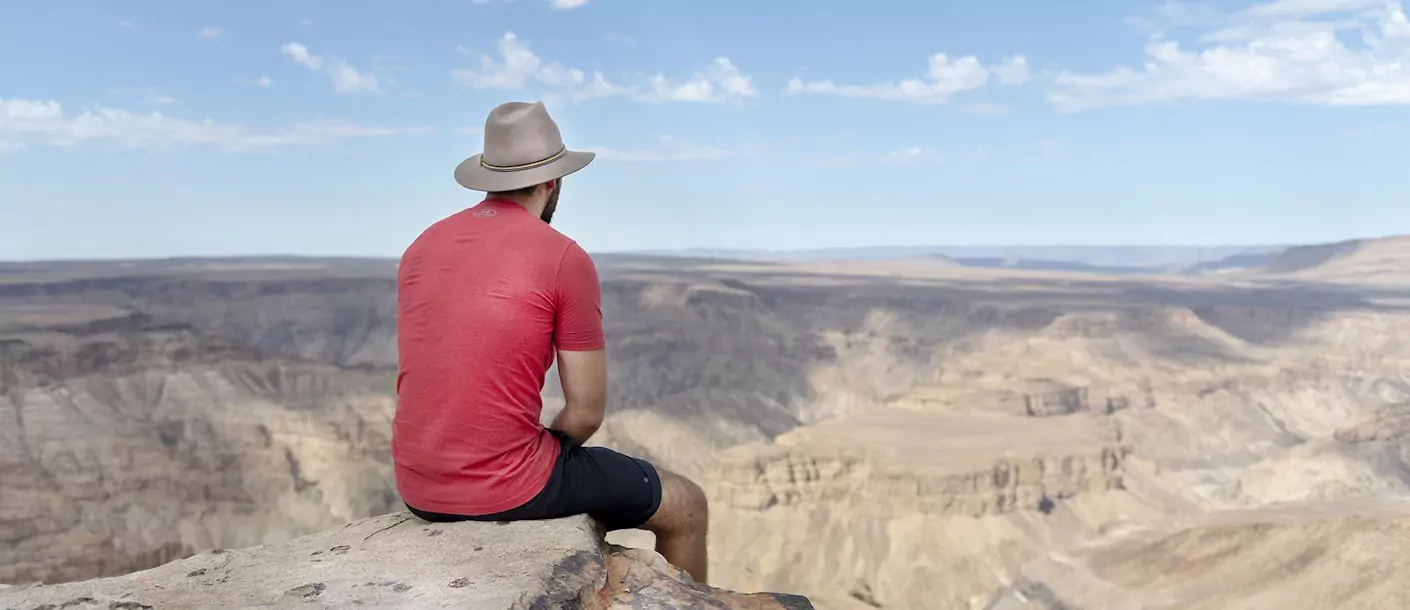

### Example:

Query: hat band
xmin=479 ymin=148 xmax=568 ymax=172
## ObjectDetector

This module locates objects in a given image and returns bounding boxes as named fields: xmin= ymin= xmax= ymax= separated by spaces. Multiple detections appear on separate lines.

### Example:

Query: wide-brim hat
xmin=454 ymin=101 xmax=595 ymax=192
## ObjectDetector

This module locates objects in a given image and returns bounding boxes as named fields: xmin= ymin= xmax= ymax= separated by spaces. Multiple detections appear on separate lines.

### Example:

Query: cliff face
xmin=1258 ymin=235 xmax=1410 ymax=283
xmin=0 ymin=513 xmax=814 ymax=610
xmin=711 ymin=411 xmax=1127 ymax=518
xmin=0 ymin=316 xmax=399 ymax=584
xmin=702 ymin=300 xmax=1410 ymax=609
xmin=706 ymin=410 xmax=1146 ymax=610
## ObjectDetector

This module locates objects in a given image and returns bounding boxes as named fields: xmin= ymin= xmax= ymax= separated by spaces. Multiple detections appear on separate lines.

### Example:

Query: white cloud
xmin=0 ymin=98 xmax=431 ymax=152
xmin=1052 ymin=0 xmax=1410 ymax=111
xmin=199 ymin=27 xmax=224 ymax=39
xmin=281 ymin=42 xmax=380 ymax=94
xmin=327 ymin=61 xmax=380 ymax=93
xmin=3 ymin=99 xmax=63 ymax=122
xmin=1126 ymin=0 xmax=1220 ymax=31
xmin=281 ymin=43 xmax=323 ymax=69
xmin=785 ymin=53 xmax=1026 ymax=103
xmin=452 ymin=32 xmax=758 ymax=104
xmin=994 ymin=56 xmax=1032 ymax=85
xmin=537 ymin=64 xmax=587 ymax=87
xmin=1240 ymin=0 xmax=1386 ymax=18
xmin=1197 ymin=16 xmax=1367 ymax=43
xmin=452 ymin=33 xmax=553 ymax=89
xmin=574 ymin=72 xmax=636 ymax=100
xmin=642 ymin=58 xmax=760 ymax=103
xmin=584 ymin=135 xmax=742 ymax=162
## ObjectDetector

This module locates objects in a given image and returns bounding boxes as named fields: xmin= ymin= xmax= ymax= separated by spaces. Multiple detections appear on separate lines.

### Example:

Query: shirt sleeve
xmin=553 ymin=242 xmax=606 ymax=351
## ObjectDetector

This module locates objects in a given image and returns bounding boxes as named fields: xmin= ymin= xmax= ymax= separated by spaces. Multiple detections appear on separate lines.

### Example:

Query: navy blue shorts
xmin=406 ymin=430 xmax=663 ymax=531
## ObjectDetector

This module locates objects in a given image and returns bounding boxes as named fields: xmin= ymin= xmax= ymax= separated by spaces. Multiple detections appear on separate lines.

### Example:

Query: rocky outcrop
xmin=711 ymin=410 xmax=1128 ymax=519
xmin=1335 ymin=403 xmax=1410 ymax=443
xmin=1021 ymin=386 xmax=1142 ymax=417
xmin=706 ymin=410 xmax=1149 ymax=609
xmin=0 ymin=512 xmax=813 ymax=609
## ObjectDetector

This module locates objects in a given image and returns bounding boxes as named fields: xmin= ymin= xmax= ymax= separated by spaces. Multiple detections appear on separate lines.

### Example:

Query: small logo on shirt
xmin=472 ymin=208 xmax=498 ymax=218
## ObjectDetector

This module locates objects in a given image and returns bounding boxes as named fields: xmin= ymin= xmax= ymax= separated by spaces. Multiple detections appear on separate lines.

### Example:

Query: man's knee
xmin=676 ymin=474 xmax=708 ymax=524
xmin=651 ymin=470 xmax=708 ymax=533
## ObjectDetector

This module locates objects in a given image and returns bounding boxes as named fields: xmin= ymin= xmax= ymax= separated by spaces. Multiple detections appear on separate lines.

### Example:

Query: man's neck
xmin=487 ymin=196 xmax=545 ymax=220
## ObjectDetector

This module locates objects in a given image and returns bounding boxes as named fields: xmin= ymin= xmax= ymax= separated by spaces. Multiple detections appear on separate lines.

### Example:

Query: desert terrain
xmin=3 ymin=236 xmax=1410 ymax=608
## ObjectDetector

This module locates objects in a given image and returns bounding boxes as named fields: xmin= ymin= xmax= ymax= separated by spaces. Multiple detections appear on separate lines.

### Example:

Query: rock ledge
xmin=0 ymin=512 xmax=812 ymax=609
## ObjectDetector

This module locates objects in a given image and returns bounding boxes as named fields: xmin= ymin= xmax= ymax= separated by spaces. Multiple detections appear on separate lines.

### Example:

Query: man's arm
xmin=550 ymin=242 xmax=607 ymax=445
xmin=551 ymin=348 xmax=606 ymax=445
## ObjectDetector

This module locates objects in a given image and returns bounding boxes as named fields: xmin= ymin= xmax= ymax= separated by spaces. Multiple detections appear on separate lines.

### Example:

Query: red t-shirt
xmin=392 ymin=198 xmax=605 ymax=515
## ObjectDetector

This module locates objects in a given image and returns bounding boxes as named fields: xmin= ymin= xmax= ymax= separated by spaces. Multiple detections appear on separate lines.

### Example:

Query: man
xmin=392 ymin=101 xmax=709 ymax=583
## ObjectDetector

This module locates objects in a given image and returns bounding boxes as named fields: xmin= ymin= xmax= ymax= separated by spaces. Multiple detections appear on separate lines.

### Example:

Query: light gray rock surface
xmin=0 ymin=512 xmax=814 ymax=610
xmin=1 ymin=513 xmax=603 ymax=609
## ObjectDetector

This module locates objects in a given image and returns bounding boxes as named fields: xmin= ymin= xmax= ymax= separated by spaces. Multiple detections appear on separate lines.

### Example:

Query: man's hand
xmin=551 ymin=348 xmax=606 ymax=445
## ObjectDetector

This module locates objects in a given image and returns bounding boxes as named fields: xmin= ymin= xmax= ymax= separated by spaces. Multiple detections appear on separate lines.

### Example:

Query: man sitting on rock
xmin=392 ymin=101 xmax=710 ymax=583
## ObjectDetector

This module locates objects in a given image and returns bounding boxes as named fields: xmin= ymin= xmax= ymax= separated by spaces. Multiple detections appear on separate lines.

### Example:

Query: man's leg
xmin=640 ymin=466 xmax=709 ymax=584
xmin=538 ymin=439 xmax=710 ymax=583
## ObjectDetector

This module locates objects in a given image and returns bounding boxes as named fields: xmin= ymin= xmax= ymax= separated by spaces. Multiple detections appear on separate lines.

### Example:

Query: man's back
xmin=393 ymin=100 xmax=708 ymax=582
xmin=393 ymin=197 xmax=603 ymax=515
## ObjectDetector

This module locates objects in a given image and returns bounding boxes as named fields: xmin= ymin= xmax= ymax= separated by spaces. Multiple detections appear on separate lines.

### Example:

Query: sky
xmin=2 ymin=0 xmax=1410 ymax=260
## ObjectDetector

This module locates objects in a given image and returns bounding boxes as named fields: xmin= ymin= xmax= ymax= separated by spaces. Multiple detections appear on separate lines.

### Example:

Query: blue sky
xmin=2 ymin=0 xmax=1409 ymax=260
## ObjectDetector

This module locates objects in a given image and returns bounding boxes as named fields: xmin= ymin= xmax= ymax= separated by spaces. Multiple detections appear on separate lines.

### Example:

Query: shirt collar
xmin=478 ymin=198 xmax=529 ymax=214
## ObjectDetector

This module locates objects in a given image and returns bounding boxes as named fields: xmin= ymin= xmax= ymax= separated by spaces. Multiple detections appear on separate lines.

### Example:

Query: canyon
xmin=3 ymin=236 xmax=1410 ymax=608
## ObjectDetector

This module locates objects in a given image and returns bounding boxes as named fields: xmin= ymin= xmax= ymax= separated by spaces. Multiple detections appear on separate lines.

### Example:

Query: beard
xmin=539 ymin=181 xmax=561 ymax=224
